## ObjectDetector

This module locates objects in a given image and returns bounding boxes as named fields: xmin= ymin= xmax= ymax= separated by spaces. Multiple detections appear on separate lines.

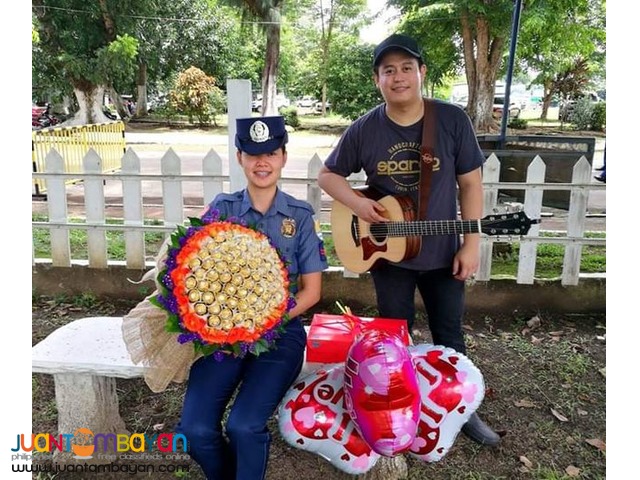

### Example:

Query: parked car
xmin=452 ymin=96 xmax=468 ymax=109
xmin=147 ymin=93 xmax=168 ymax=113
xmin=296 ymin=96 xmax=316 ymax=109
xmin=252 ymin=94 xmax=263 ymax=112
xmin=492 ymin=96 xmax=520 ymax=119
xmin=252 ymin=93 xmax=290 ymax=111
xmin=276 ymin=94 xmax=291 ymax=109
xmin=314 ymin=100 xmax=331 ymax=113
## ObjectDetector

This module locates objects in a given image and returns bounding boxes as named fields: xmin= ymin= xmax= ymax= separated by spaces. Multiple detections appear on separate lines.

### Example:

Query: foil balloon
xmin=343 ymin=330 xmax=421 ymax=456
xmin=278 ymin=366 xmax=380 ymax=475
xmin=408 ymin=344 xmax=485 ymax=462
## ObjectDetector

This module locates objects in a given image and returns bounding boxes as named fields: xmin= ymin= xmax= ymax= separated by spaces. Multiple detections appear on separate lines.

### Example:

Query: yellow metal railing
xmin=32 ymin=121 xmax=126 ymax=195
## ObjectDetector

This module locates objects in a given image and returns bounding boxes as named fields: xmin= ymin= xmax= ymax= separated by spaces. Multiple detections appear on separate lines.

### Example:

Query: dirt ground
xmin=31 ymin=295 xmax=605 ymax=480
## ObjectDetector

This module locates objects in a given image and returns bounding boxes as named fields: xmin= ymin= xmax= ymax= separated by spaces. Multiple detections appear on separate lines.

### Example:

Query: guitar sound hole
xmin=370 ymin=223 xmax=389 ymax=243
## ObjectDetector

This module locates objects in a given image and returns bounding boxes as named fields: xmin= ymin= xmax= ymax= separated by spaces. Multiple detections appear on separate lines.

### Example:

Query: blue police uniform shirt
xmin=205 ymin=189 xmax=328 ymax=297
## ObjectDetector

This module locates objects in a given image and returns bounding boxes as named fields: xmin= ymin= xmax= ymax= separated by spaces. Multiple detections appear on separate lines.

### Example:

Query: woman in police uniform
xmin=177 ymin=116 xmax=328 ymax=480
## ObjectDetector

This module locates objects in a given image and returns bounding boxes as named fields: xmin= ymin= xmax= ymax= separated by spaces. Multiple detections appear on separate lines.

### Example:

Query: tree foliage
xmin=32 ymin=0 xmax=143 ymax=124
xmin=222 ymin=0 xmax=286 ymax=115
xmin=389 ymin=0 xmax=514 ymax=132
xmin=325 ymin=36 xmax=382 ymax=120
xmin=517 ymin=0 xmax=605 ymax=120
xmin=31 ymin=0 xmax=606 ymax=129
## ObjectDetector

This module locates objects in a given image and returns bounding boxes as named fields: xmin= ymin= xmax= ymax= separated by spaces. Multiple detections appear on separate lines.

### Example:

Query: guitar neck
xmin=372 ymin=219 xmax=482 ymax=237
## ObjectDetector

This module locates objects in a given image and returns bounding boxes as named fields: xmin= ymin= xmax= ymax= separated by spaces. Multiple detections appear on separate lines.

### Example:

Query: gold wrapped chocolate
xmin=177 ymin=226 xmax=289 ymax=339
xmin=202 ymin=292 xmax=214 ymax=304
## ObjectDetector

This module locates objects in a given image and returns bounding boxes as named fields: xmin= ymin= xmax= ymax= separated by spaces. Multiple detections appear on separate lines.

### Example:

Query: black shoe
xmin=594 ymin=175 xmax=606 ymax=183
xmin=461 ymin=413 xmax=501 ymax=446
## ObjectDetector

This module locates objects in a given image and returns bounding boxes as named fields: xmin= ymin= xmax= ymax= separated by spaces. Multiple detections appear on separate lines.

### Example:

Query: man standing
xmin=317 ymin=33 xmax=501 ymax=446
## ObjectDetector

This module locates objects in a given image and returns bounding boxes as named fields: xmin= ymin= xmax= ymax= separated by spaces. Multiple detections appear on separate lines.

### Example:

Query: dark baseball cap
xmin=373 ymin=33 xmax=423 ymax=67
xmin=235 ymin=116 xmax=288 ymax=155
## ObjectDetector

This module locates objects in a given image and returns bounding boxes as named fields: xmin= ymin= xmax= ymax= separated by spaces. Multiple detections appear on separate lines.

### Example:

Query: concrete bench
xmin=32 ymin=317 xmax=331 ymax=439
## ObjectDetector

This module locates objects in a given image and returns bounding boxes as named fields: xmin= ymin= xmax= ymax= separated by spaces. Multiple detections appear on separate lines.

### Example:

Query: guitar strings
xmin=359 ymin=218 xmax=527 ymax=237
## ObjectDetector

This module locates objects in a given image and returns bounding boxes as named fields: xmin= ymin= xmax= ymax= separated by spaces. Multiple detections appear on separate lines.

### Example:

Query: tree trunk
xmin=261 ymin=8 xmax=281 ymax=116
xmin=65 ymin=83 xmax=111 ymax=126
xmin=109 ymin=86 xmax=130 ymax=120
xmin=318 ymin=2 xmax=334 ymax=117
xmin=460 ymin=11 xmax=506 ymax=133
xmin=135 ymin=62 xmax=149 ymax=117
xmin=540 ymin=81 xmax=553 ymax=120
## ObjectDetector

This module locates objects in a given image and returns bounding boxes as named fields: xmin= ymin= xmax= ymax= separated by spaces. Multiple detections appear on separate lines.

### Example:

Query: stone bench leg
xmin=52 ymin=373 xmax=128 ymax=463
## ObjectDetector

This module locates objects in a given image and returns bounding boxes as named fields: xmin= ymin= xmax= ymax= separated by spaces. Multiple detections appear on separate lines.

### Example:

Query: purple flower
xmin=162 ymin=273 xmax=174 ymax=289
xmin=287 ymin=297 xmax=297 ymax=312
xmin=177 ymin=332 xmax=199 ymax=344
xmin=185 ymin=226 xmax=199 ymax=240
xmin=165 ymin=256 xmax=177 ymax=270
xmin=263 ymin=330 xmax=276 ymax=343
xmin=156 ymin=293 xmax=178 ymax=314
xmin=202 ymin=208 xmax=220 ymax=224
xmin=213 ymin=351 xmax=225 ymax=362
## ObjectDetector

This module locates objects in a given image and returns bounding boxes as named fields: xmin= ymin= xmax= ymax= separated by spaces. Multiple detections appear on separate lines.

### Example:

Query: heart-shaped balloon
xmin=343 ymin=329 xmax=421 ymax=456
xmin=408 ymin=344 xmax=485 ymax=462
xmin=278 ymin=366 xmax=380 ymax=475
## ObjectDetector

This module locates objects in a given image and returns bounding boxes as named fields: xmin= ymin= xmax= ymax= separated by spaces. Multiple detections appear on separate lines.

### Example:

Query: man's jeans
xmin=370 ymin=264 xmax=466 ymax=354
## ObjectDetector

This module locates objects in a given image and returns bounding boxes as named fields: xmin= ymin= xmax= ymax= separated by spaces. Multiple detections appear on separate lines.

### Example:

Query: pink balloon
xmin=278 ymin=366 xmax=380 ymax=475
xmin=408 ymin=344 xmax=485 ymax=462
xmin=343 ymin=330 xmax=421 ymax=456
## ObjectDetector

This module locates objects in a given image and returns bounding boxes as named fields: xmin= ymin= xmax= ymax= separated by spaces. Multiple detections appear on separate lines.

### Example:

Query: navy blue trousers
xmin=177 ymin=318 xmax=306 ymax=480
xmin=370 ymin=265 xmax=467 ymax=354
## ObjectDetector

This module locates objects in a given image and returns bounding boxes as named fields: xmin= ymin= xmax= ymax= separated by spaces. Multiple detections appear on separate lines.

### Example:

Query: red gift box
xmin=305 ymin=313 xmax=410 ymax=364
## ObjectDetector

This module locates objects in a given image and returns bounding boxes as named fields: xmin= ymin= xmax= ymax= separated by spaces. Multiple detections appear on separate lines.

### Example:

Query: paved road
xmin=34 ymin=129 xmax=606 ymax=231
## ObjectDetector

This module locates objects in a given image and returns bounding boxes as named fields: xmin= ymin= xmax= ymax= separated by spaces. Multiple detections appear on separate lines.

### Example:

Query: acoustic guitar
xmin=330 ymin=187 xmax=540 ymax=273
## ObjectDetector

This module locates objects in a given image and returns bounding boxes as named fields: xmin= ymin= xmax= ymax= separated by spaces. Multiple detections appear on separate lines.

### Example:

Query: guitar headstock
xmin=481 ymin=211 xmax=540 ymax=236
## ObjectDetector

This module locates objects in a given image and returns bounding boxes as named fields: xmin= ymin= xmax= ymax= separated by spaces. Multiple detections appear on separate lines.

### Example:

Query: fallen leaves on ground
xmin=551 ymin=408 xmax=569 ymax=422
xmin=585 ymin=438 xmax=606 ymax=452
xmin=565 ymin=465 xmax=581 ymax=477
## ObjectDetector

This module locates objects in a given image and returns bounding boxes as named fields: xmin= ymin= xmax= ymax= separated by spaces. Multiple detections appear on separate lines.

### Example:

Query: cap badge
xmin=249 ymin=120 xmax=269 ymax=143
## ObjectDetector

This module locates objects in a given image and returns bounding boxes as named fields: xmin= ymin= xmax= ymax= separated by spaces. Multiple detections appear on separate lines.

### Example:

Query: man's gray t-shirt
xmin=324 ymin=100 xmax=485 ymax=271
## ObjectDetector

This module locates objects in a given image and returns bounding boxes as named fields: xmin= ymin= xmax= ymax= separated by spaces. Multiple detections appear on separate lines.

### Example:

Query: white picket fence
xmin=32 ymin=147 xmax=605 ymax=286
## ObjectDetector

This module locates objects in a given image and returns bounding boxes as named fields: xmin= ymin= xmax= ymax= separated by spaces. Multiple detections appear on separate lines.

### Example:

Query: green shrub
xmin=280 ymin=105 xmax=300 ymax=128
xmin=591 ymin=101 xmax=606 ymax=131
xmin=508 ymin=117 xmax=528 ymax=129
xmin=570 ymin=98 xmax=595 ymax=130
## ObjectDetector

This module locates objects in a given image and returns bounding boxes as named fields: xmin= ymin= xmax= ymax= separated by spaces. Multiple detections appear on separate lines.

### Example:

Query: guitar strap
xmin=418 ymin=98 xmax=436 ymax=220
